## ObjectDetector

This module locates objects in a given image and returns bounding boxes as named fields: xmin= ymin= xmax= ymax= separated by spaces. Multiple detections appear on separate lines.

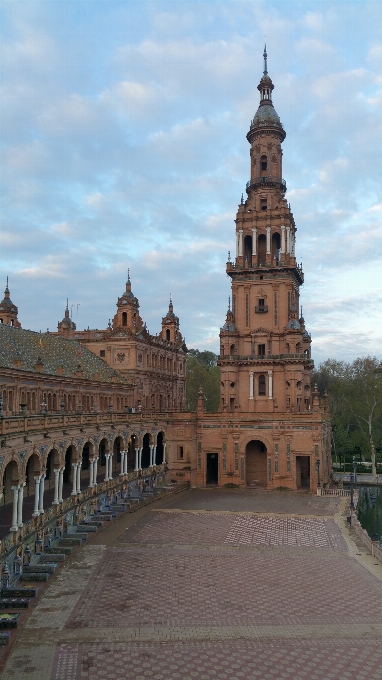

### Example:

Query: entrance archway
xmin=156 ymin=432 xmax=164 ymax=465
xmin=206 ymin=453 xmax=218 ymax=485
xmin=245 ymin=440 xmax=267 ymax=486
xmin=296 ymin=456 xmax=310 ymax=488
xmin=141 ymin=433 xmax=151 ymax=469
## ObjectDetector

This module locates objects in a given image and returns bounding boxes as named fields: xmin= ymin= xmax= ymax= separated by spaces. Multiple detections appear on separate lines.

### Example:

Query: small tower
xmin=161 ymin=296 xmax=181 ymax=343
xmin=57 ymin=300 xmax=76 ymax=336
xmin=112 ymin=271 xmax=143 ymax=332
xmin=0 ymin=278 xmax=21 ymax=327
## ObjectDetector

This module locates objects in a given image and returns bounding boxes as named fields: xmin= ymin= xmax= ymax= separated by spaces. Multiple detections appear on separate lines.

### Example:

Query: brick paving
xmin=2 ymin=489 xmax=382 ymax=680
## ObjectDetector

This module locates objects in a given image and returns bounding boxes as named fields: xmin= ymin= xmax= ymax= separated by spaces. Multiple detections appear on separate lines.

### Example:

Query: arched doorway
xmin=25 ymin=453 xmax=41 ymax=496
xmin=245 ymin=440 xmax=267 ymax=486
xmin=113 ymin=436 xmax=123 ymax=473
xmin=45 ymin=449 xmax=59 ymax=490
xmin=141 ymin=433 xmax=151 ymax=469
xmin=244 ymin=235 xmax=252 ymax=266
xmin=156 ymin=432 xmax=164 ymax=465
xmin=63 ymin=446 xmax=73 ymax=484
xmin=2 ymin=460 xmax=19 ymax=505
xmin=126 ymin=435 xmax=136 ymax=471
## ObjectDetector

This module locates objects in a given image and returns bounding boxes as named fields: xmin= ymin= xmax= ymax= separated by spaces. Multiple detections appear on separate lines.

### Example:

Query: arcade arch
xmin=245 ymin=439 xmax=267 ymax=486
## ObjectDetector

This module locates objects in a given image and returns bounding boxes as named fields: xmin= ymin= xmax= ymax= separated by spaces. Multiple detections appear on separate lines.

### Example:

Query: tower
xmin=161 ymin=297 xmax=181 ymax=343
xmin=112 ymin=271 xmax=143 ymax=332
xmin=0 ymin=278 xmax=21 ymax=327
xmin=219 ymin=46 xmax=312 ymax=416
xmin=57 ymin=299 xmax=76 ymax=336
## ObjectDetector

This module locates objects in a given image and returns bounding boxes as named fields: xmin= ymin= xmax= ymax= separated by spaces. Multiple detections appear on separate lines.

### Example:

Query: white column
xmin=281 ymin=225 xmax=286 ymax=254
xmin=266 ymin=226 xmax=271 ymax=254
xmin=249 ymin=372 xmax=254 ymax=399
xmin=10 ymin=486 xmax=19 ymax=531
xmin=88 ymin=460 xmax=94 ymax=487
xmin=163 ymin=443 xmax=167 ymax=465
xmin=120 ymin=451 xmax=125 ymax=476
xmin=149 ymin=446 xmax=154 ymax=467
xmin=108 ymin=454 xmax=114 ymax=480
xmin=268 ymin=371 xmax=273 ymax=399
xmin=38 ymin=475 xmax=45 ymax=514
xmin=138 ymin=447 xmax=142 ymax=470
xmin=53 ymin=469 xmax=60 ymax=504
xmin=252 ymin=228 xmax=257 ymax=255
xmin=286 ymin=227 xmax=291 ymax=254
xmin=124 ymin=451 xmax=129 ymax=474
xmin=58 ymin=468 xmax=64 ymax=503
xmin=93 ymin=459 xmax=98 ymax=485
xmin=236 ymin=231 xmax=239 ymax=259
xmin=238 ymin=229 xmax=243 ymax=257
xmin=134 ymin=447 xmax=139 ymax=472
xmin=104 ymin=454 xmax=110 ymax=482
xmin=71 ymin=464 xmax=78 ymax=495
xmin=153 ymin=445 xmax=157 ymax=467
xmin=76 ymin=462 xmax=81 ymax=493
xmin=17 ymin=484 xmax=24 ymax=528
xmin=32 ymin=477 xmax=40 ymax=517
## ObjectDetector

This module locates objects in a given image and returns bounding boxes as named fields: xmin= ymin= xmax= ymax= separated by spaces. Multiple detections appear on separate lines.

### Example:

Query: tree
xmin=186 ymin=351 xmax=220 ymax=412
xmin=313 ymin=357 xmax=382 ymax=474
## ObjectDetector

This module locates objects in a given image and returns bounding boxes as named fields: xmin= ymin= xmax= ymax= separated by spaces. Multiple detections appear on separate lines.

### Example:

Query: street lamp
xmin=316 ymin=459 xmax=321 ymax=488
xmin=370 ymin=494 xmax=378 ymax=542
xmin=349 ymin=473 xmax=355 ymax=510
xmin=353 ymin=459 xmax=358 ymax=486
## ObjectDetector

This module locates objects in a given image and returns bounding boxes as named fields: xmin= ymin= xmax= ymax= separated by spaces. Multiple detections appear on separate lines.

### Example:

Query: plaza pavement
xmin=2 ymin=488 xmax=382 ymax=680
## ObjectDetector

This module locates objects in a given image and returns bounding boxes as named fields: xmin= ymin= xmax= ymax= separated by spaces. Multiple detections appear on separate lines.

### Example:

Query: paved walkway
xmin=2 ymin=488 xmax=382 ymax=679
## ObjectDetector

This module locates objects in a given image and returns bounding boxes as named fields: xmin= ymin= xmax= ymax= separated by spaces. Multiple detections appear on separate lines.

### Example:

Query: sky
xmin=1 ymin=0 xmax=381 ymax=366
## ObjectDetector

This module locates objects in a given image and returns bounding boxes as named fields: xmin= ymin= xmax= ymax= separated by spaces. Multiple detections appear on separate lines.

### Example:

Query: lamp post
xmin=316 ymin=459 xmax=321 ymax=488
xmin=370 ymin=494 xmax=378 ymax=542
xmin=353 ymin=459 xmax=358 ymax=486
xmin=349 ymin=473 xmax=355 ymax=510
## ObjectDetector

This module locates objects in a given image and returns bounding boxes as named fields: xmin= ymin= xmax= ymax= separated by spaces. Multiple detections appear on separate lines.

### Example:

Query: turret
xmin=57 ymin=299 xmax=76 ymax=335
xmin=0 ymin=278 xmax=21 ymax=327
xmin=112 ymin=270 xmax=143 ymax=332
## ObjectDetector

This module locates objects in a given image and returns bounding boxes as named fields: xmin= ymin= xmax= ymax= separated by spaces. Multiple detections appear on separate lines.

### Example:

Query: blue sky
xmin=1 ymin=0 xmax=381 ymax=365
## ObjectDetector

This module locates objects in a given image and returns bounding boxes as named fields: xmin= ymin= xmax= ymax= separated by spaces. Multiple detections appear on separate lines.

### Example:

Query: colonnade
xmin=236 ymin=227 xmax=296 ymax=260
xmin=7 ymin=440 xmax=166 ymax=533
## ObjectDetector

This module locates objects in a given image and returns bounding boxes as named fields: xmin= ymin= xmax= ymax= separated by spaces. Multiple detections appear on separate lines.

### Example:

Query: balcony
xmin=219 ymin=353 xmax=313 ymax=363
xmin=246 ymin=176 xmax=287 ymax=194
xmin=255 ymin=305 xmax=268 ymax=313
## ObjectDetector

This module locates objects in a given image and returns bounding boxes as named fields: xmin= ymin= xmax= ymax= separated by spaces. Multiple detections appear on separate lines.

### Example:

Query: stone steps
xmin=23 ymin=564 xmax=57 ymax=574
xmin=0 ymin=614 xmax=19 ymax=629
xmin=0 ymin=598 xmax=29 ymax=609
xmin=20 ymin=573 xmax=49 ymax=582
xmin=38 ymin=553 xmax=66 ymax=563
xmin=58 ymin=537 xmax=83 ymax=547
xmin=44 ymin=546 xmax=72 ymax=555
xmin=1 ymin=587 xmax=37 ymax=598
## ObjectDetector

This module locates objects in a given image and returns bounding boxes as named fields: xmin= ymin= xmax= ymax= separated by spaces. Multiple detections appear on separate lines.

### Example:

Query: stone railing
xmin=317 ymin=488 xmax=352 ymax=497
xmin=351 ymin=513 xmax=382 ymax=562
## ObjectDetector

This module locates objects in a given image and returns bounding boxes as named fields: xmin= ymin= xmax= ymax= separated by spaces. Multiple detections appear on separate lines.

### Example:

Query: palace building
xmin=0 ymin=50 xmax=331 ymax=543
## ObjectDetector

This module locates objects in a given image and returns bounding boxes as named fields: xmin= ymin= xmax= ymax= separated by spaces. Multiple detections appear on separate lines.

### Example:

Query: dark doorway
xmin=141 ymin=433 xmax=151 ymax=469
xmin=296 ymin=456 xmax=310 ymax=488
xmin=156 ymin=432 xmax=164 ymax=465
xmin=206 ymin=453 xmax=218 ymax=485
xmin=245 ymin=440 xmax=267 ymax=486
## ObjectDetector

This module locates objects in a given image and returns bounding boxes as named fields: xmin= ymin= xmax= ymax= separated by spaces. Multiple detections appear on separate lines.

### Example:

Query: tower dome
xmin=0 ymin=278 xmax=21 ymax=327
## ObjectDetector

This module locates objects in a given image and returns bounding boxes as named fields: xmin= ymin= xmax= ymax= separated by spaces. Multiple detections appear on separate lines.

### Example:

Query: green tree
xmin=186 ymin=350 xmax=220 ymax=412
xmin=313 ymin=357 xmax=382 ymax=474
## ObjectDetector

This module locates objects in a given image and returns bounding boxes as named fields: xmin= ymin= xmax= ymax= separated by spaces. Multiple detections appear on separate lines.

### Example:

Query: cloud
xmin=1 ymin=0 xmax=381 ymax=364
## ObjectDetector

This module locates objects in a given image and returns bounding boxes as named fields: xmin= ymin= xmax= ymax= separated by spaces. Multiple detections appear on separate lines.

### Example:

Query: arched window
xmin=122 ymin=312 xmax=127 ymax=327
xmin=166 ymin=329 xmax=170 ymax=341
xmin=260 ymin=154 xmax=267 ymax=174
xmin=258 ymin=374 xmax=266 ymax=396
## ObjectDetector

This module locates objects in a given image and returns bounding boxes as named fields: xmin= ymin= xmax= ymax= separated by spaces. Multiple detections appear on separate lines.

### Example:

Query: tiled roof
xmin=0 ymin=325 xmax=128 ymax=384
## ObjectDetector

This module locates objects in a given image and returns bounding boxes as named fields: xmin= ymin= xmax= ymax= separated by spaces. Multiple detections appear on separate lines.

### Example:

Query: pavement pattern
xmin=2 ymin=488 xmax=382 ymax=680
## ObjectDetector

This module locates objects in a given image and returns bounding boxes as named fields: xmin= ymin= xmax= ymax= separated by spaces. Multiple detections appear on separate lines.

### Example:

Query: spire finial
xmin=263 ymin=42 xmax=268 ymax=75
xmin=241 ymin=193 xmax=244 ymax=204
xmin=127 ymin=268 xmax=130 ymax=283
xmin=228 ymin=296 xmax=231 ymax=312
xmin=6 ymin=276 xmax=9 ymax=291
xmin=66 ymin=298 xmax=68 ymax=310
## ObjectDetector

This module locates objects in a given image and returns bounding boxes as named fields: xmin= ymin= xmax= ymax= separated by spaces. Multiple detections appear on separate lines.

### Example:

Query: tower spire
xmin=263 ymin=43 xmax=268 ymax=75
